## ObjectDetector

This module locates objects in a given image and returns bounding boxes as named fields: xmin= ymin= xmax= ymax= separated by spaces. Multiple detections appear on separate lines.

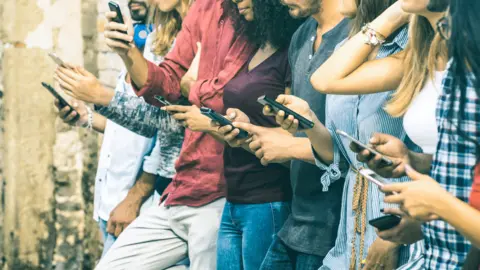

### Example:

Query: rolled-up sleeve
xmin=312 ymin=128 xmax=348 ymax=192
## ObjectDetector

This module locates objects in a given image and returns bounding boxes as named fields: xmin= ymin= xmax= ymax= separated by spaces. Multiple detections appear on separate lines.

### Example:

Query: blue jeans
xmin=217 ymin=201 xmax=291 ymax=270
xmin=98 ymin=219 xmax=117 ymax=258
xmin=260 ymin=235 xmax=324 ymax=270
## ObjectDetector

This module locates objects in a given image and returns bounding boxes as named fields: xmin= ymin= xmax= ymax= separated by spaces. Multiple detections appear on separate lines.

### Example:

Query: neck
xmin=311 ymin=0 xmax=344 ymax=31
xmin=424 ymin=11 xmax=445 ymax=29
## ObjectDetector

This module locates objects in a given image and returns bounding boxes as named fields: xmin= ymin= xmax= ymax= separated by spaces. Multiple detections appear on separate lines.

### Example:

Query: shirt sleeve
xmin=95 ymin=91 xmax=182 ymax=137
xmin=133 ymin=1 xmax=200 ymax=107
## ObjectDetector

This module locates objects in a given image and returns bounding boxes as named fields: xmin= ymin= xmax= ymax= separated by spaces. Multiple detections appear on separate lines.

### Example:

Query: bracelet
xmin=83 ymin=106 xmax=93 ymax=131
xmin=361 ymin=23 xmax=386 ymax=46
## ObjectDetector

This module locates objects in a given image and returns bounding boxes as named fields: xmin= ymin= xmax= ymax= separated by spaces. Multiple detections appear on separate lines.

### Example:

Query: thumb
xmin=405 ymin=164 xmax=422 ymax=181
xmin=226 ymin=108 xmax=238 ymax=120
xmin=275 ymin=94 xmax=288 ymax=105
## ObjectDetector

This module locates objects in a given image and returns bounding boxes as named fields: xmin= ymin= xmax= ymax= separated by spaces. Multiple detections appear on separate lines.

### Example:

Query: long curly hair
xmin=222 ymin=0 xmax=304 ymax=49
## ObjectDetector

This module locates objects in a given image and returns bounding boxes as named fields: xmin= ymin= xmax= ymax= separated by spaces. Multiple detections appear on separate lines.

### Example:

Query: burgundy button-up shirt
xmin=134 ymin=0 xmax=256 ymax=207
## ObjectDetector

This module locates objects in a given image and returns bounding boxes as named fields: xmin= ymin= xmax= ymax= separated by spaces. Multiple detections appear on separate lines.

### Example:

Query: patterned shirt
xmin=420 ymin=65 xmax=479 ymax=269
xmin=316 ymin=27 xmax=424 ymax=270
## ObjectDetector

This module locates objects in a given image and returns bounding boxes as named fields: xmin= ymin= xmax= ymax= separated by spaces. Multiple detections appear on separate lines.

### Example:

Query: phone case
xmin=200 ymin=107 xmax=249 ymax=139
xmin=369 ymin=215 xmax=401 ymax=231
xmin=41 ymin=82 xmax=80 ymax=122
xmin=257 ymin=95 xmax=314 ymax=130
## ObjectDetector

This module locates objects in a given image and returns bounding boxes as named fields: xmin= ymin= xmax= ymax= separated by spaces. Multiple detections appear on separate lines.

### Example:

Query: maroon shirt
xmin=223 ymin=47 xmax=292 ymax=204
xmin=134 ymin=0 xmax=257 ymax=207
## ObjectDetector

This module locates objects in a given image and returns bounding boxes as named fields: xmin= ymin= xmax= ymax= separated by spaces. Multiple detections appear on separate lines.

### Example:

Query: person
xmin=129 ymin=0 xmax=154 ymax=52
xmin=343 ymin=0 xmax=478 ymax=267
xmin=57 ymin=0 xmax=258 ymax=268
xmin=54 ymin=0 xmax=169 ymax=257
xmin=182 ymin=0 xmax=303 ymax=269
xmin=229 ymin=0 xmax=348 ymax=269
xmin=257 ymin=1 xmax=427 ymax=269
xmin=366 ymin=0 xmax=480 ymax=268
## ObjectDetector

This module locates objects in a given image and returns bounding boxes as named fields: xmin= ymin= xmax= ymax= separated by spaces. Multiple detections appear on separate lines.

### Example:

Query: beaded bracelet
xmin=361 ymin=23 xmax=386 ymax=46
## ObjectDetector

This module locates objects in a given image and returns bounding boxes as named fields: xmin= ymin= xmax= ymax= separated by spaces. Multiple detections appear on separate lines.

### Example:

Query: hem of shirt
xmin=277 ymin=233 xmax=333 ymax=257
xmin=163 ymin=193 xmax=226 ymax=208
xmin=226 ymin=195 xmax=292 ymax=204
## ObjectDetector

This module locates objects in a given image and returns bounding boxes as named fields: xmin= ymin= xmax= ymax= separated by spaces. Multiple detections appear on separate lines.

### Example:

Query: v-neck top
xmin=222 ymin=46 xmax=292 ymax=204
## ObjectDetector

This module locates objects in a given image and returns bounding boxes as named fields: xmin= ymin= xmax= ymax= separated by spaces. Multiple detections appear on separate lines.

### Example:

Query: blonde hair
xmin=150 ymin=0 xmax=192 ymax=56
xmin=386 ymin=15 xmax=448 ymax=117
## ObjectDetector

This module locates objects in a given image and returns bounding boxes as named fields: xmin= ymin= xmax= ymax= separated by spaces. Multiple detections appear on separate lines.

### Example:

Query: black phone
xmin=200 ymin=107 xmax=249 ymax=139
xmin=41 ymin=82 xmax=80 ymax=121
xmin=336 ymin=129 xmax=394 ymax=167
xmin=369 ymin=215 xmax=401 ymax=231
xmin=427 ymin=0 xmax=449 ymax=12
xmin=257 ymin=95 xmax=314 ymax=130
xmin=108 ymin=1 xmax=125 ymax=24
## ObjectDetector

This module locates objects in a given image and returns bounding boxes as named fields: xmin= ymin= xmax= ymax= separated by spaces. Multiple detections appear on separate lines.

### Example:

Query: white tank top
xmin=403 ymin=71 xmax=446 ymax=154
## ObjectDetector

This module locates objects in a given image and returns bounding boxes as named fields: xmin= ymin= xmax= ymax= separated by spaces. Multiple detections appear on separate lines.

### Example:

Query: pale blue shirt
xmin=316 ymin=27 xmax=425 ymax=269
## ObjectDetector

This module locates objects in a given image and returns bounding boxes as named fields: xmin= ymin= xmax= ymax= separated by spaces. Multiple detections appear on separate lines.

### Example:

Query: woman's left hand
xmin=163 ymin=105 xmax=213 ymax=132
xmin=363 ymin=238 xmax=399 ymax=270
xmin=54 ymin=65 xmax=114 ymax=106
xmin=382 ymin=165 xmax=448 ymax=222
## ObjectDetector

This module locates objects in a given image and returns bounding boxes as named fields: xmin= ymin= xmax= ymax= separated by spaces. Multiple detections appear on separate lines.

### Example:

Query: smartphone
xmin=359 ymin=168 xmax=389 ymax=187
xmin=41 ymin=82 xmax=80 ymax=121
xmin=336 ymin=130 xmax=393 ymax=166
xmin=257 ymin=95 xmax=314 ymax=130
xmin=369 ymin=215 xmax=401 ymax=231
xmin=200 ymin=107 xmax=249 ymax=139
xmin=427 ymin=0 xmax=449 ymax=12
xmin=154 ymin=95 xmax=172 ymax=106
xmin=48 ymin=53 xmax=66 ymax=66
xmin=108 ymin=1 xmax=125 ymax=24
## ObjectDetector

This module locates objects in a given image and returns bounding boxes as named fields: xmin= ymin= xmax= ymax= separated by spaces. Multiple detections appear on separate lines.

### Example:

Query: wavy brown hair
xmin=150 ymin=0 xmax=193 ymax=56
xmin=386 ymin=15 xmax=448 ymax=117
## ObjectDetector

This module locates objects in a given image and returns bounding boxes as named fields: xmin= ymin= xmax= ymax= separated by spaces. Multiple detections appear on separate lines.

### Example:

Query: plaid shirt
xmin=422 ymin=67 xmax=479 ymax=269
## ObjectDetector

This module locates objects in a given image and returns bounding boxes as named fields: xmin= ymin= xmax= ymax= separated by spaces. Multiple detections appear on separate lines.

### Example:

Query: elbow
xmin=310 ymin=73 xmax=331 ymax=94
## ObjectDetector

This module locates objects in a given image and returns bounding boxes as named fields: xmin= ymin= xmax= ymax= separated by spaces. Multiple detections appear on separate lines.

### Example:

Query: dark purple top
xmin=223 ymin=47 xmax=292 ymax=204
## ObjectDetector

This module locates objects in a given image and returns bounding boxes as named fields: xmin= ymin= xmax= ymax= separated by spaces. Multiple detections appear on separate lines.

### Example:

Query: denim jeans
xmin=260 ymin=235 xmax=324 ymax=270
xmin=217 ymin=201 xmax=291 ymax=270
xmin=98 ymin=219 xmax=117 ymax=258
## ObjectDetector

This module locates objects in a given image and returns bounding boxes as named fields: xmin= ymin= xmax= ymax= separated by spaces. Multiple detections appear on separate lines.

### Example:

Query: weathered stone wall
xmin=0 ymin=0 xmax=128 ymax=268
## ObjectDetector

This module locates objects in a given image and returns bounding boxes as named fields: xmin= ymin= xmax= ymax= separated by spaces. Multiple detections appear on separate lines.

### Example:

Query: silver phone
xmin=336 ymin=129 xmax=393 ymax=166
xmin=359 ymin=168 xmax=388 ymax=187
xmin=48 ymin=52 xmax=66 ymax=66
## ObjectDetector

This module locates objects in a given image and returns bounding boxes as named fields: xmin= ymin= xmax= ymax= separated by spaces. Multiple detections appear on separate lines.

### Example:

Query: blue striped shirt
xmin=315 ymin=27 xmax=425 ymax=269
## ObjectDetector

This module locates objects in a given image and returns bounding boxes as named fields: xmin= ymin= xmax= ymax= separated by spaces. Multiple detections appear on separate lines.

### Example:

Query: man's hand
xmin=107 ymin=197 xmax=142 ymax=237
xmin=363 ymin=238 xmax=399 ymax=270
xmin=352 ymin=133 xmax=410 ymax=178
xmin=216 ymin=108 xmax=251 ymax=147
xmin=54 ymin=98 xmax=88 ymax=127
xmin=54 ymin=65 xmax=114 ymax=106
xmin=180 ymin=42 xmax=202 ymax=98
xmin=376 ymin=208 xmax=424 ymax=244
xmin=163 ymin=105 xmax=213 ymax=132
xmin=263 ymin=94 xmax=313 ymax=134
xmin=104 ymin=11 xmax=134 ymax=56
xmin=233 ymin=122 xmax=295 ymax=166
xmin=382 ymin=166 xmax=448 ymax=222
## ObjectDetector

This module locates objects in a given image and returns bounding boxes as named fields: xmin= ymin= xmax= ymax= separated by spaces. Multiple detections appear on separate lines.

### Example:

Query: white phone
xmin=336 ymin=129 xmax=393 ymax=166
xmin=359 ymin=168 xmax=388 ymax=187
xmin=49 ymin=53 xmax=66 ymax=66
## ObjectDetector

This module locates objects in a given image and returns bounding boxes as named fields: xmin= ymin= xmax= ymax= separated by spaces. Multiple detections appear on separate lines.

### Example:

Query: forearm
xmin=437 ymin=194 xmax=480 ymax=248
xmin=121 ymin=48 xmax=149 ymax=89
xmin=92 ymin=112 xmax=107 ymax=133
xmin=125 ymin=171 xmax=156 ymax=204
xmin=408 ymin=152 xmax=433 ymax=174
xmin=305 ymin=115 xmax=334 ymax=164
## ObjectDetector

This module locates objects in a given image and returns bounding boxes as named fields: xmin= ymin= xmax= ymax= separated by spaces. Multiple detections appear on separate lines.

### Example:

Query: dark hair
xmin=349 ymin=0 xmax=397 ymax=37
xmin=448 ymin=0 xmax=480 ymax=155
xmin=222 ymin=0 xmax=304 ymax=49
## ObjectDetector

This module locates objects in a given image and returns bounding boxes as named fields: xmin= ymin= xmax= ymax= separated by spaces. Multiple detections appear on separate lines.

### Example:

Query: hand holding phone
xmin=257 ymin=95 xmax=314 ymax=130
xmin=42 ymin=82 xmax=80 ymax=122
xmin=200 ymin=107 xmax=249 ymax=139
xmin=336 ymin=130 xmax=393 ymax=166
